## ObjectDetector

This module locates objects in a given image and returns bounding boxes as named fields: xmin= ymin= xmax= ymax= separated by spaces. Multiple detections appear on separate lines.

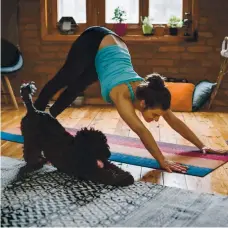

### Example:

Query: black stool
xmin=1 ymin=38 xmax=23 ymax=109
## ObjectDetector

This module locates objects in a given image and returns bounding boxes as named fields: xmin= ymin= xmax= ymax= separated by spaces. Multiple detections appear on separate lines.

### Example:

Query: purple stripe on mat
xmin=66 ymin=127 xmax=195 ymax=150
xmin=107 ymin=135 xmax=228 ymax=161
xmin=66 ymin=127 xmax=228 ymax=162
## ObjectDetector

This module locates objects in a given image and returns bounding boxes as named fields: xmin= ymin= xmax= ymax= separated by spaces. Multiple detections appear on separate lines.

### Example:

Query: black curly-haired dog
xmin=20 ymin=82 xmax=134 ymax=186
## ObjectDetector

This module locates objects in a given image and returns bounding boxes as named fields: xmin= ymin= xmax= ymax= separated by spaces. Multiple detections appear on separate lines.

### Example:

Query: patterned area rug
xmin=1 ymin=156 xmax=228 ymax=227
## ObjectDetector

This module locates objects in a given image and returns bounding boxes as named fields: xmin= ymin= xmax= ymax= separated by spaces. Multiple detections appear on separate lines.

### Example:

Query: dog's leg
xmin=23 ymin=136 xmax=47 ymax=171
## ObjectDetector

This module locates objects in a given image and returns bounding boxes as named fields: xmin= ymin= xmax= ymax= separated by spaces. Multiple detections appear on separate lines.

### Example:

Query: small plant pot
xmin=142 ymin=25 xmax=153 ymax=35
xmin=114 ymin=23 xmax=127 ymax=36
xmin=154 ymin=26 xmax=165 ymax=36
xmin=169 ymin=27 xmax=178 ymax=36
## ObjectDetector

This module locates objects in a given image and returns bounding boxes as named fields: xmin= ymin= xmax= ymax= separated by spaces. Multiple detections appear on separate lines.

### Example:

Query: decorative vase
xmin=114 ymin=23 xmax=127 ymax=36
xmin=169 ymin=27 xmax=178 ymax=36
xmin=142 ymin=24 xmax=153 ymax=35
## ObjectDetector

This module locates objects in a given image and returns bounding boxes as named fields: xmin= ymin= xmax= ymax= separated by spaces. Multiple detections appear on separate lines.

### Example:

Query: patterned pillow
xmin=192 ymin=80 xmax=217 ymax=111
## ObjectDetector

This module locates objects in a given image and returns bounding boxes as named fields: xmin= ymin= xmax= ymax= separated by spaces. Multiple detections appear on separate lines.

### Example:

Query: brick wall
xmin=9 ymin=0 xmax=228 ymax=110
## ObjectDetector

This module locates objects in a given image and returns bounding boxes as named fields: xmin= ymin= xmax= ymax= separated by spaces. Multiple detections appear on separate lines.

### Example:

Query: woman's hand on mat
xmin=160 ymin=160 xmax=188 ymax=173
xmin=201 ymin=146 xmax=228 ymax=155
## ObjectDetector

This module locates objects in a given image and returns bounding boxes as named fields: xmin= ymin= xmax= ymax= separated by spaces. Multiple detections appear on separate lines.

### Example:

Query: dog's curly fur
xmin=20 ymin=82 xmax=134 ymax=186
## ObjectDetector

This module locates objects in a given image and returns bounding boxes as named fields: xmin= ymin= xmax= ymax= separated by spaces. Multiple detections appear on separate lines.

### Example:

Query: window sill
xmin=41 ymin=33 xmax=196 ymax=43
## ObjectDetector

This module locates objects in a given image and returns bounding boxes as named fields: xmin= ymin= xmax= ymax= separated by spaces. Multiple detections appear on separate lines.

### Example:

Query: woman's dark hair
xmin=136 ymin=73 xmax=171 ymax=110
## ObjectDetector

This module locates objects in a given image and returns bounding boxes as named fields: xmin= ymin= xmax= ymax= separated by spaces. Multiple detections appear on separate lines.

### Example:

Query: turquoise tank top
xmin=95 ymin=45 xmax=144 ymax=103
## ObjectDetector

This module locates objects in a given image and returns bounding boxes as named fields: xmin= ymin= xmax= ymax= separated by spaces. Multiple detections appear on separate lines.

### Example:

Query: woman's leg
xmin=34 ymin=32 xmax=94 ymax=113
xmin=34 ymin=66 xmax=68 ymax=111
xmin=49 ymin=68 xmax=97 ymax=117
xmin=34 ymin=26 xmax=118 ymax=115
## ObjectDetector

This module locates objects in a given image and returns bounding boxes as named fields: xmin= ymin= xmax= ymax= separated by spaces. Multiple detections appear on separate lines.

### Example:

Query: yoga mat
xmin=1 ymin=127 xmax=228 ymax=177
xmin=1 ymin=156 xmax=228 ymax=227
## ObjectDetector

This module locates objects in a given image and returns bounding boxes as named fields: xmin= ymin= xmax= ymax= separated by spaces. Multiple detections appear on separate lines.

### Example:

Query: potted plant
xmin=154 ymin=25 xmax=165 ymax=36
xmin=168 ymin=16 xmax=183 ymax=36
xmin=141 ymin=16 xmax=153 ymax=35
xmin=112 ymin=7 xmax=127 ymax=36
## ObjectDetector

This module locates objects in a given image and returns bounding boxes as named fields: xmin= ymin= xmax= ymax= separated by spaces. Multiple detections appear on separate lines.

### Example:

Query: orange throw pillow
xmin=165 ymin=82 xmax=195 ymax=112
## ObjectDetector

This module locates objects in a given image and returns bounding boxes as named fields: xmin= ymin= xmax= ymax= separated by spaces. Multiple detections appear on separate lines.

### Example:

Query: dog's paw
xmin=18 ymin=163 xmax=44 ymax=176
xmin=21 ymin=157 xmax=46 ymax=173
xmin=81 ymin=164 xmax=134 ymax=187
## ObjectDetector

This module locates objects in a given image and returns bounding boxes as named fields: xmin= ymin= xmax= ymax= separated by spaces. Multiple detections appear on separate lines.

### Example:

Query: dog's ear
xmin=73 ymin=128 xmax=112 ymax=175
xmin=86 ymin=128 xmax=111 ymax=159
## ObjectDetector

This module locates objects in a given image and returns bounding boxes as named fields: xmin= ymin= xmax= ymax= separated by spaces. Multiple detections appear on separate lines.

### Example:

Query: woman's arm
xmin=163 ymin=110 xmax=205 ymax=149
xmin=163 ymin=110 xmax=228 ymax=155
xmin=115 ymin=99 xmax=165 ymax=163
xmin=114 ymin=98 xmax=188 ymax=172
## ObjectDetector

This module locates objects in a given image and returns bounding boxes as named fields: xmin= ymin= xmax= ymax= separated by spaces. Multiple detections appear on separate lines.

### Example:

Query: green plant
xmin=112 ymin=7 xmax=127 ymax=23
xmin=141 ymin=16 xmax=153 ymax=26
xmin=141 ymin=16 xmax=153 ymax=34
xmin=168 ymin=16 xmax=183 ymax=28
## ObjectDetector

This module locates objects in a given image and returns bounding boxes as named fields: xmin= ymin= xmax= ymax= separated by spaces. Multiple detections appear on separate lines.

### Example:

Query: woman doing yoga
xmin=34 ymin=26 xmax=227 ymax=173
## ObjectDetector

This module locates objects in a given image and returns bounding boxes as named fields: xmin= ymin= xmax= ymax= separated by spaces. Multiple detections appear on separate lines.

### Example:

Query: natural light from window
xmin=57 ymin=0 xmax=86 ymax=23
xmin=57 ymin=0 xmax=183 ymax=25
xmin=149 ymin=0 xmax=183 ymax=24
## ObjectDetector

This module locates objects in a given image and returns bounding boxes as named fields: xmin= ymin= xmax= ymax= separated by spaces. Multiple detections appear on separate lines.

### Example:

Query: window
xmin=41 ymin=0 xmax=198 ymax=41
xmin=149 ymin=0 xmax=183 ymax=24
xmin=57 ymin=0 xmax=87 ymax=23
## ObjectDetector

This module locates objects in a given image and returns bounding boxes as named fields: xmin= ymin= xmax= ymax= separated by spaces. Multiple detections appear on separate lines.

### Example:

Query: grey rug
xmin=1 ymin=156 xmax=228 ymax=227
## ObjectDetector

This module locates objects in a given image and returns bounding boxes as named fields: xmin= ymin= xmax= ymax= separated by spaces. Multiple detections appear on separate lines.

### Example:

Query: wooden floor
xmin=1 ymin=104 xmax=228 ymax=195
